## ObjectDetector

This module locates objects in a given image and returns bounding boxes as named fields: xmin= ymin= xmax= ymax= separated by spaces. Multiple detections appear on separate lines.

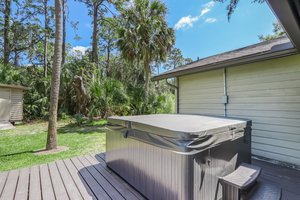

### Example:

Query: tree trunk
xmin=92 ymin=3 xmax=99 ymax=66
xmin=47 ymin=0 xmax=63 ymax=150
xmin=13 ymin=51 xmax=19 ymax=66
xmin=144 ymin=60 xmax=150 ymax=93
xmin=105 ymin=38 xmax=111 ymax=79
xmin=43 ymin=0 xmax=48 ymax=78
xmin=73 ymin=75 xmax=89 ymax=115
xmin=4 ymin=0 xmax=11 ymax=65
xmin=61 ymin=0 xmax=66 ymax=66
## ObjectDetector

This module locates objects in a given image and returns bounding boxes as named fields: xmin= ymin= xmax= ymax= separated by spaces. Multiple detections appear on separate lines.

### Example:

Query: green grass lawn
xmin=0 ymin=119 xmax=107 ymax=172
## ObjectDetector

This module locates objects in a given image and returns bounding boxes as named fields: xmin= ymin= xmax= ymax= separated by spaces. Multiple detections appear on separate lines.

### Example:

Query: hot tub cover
xmin=108 ymin=114 xmax=251 ymax=154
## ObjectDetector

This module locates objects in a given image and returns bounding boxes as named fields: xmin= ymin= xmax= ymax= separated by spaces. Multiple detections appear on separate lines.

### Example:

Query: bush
xmin=0 ymin=59 xmax=176 ymax=121
xmin=74 ymin=113 xmax=86 ymax=126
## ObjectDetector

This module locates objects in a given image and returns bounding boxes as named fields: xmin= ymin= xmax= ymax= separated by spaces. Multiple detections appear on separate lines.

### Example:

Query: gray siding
xmin=178 ymin=54 xmax=300 ymax=166
xmin=10 ymin=89 xmax=24 ymax=121
xmin=0 ymin=88 xmax=11 ymax=121
xmin=226 ymin=55 xmax=300 ymax=166
xmin=178 ymin=69 xmax=224 ymax=116
xmin=0 ymin=99 xmax=11 ymax=121
xmin=0 ymin=87 xmax=24 ymax=122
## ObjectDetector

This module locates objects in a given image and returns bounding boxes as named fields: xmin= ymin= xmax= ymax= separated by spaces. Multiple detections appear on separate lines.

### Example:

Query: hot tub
xmin=106 ymin=114 xmax=251 ymax=200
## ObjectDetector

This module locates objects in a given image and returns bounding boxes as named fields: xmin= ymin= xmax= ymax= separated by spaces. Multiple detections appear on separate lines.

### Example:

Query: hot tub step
xmin=220 ymin=163 xmax=261 ymax=190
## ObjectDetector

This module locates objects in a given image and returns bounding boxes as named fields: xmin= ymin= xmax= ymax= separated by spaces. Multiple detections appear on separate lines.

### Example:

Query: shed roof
xmin=153 ymin=36 xmax=298 ymax=81
xmin=0 ymin=83 xmax=30 ymax=90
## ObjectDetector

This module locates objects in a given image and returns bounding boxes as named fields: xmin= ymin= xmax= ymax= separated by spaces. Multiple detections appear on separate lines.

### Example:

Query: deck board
xmin=14 ymin=168 xmax=30 ymax=200
xmin=78 ymin=156 xmax=125 ymax=200
xmin=85 ymin=155 xmax=140 ymax=200
xmin=252 ymin=158 xmax=300 ymax=200
xmin=56 ymin=160 xmax=84 ymax=200
xmin=93 ymin=154 xmax=146 ymax=200
xmin=0 ymin=170 xmax=19 ymax=200
xmin=48 ymin=162 xmax=70 ymax=200
xmin=29 ymin=165 xmax=41 ymax=200
xmin=1 ymin=153 xmax=299 ymax=200
xmin=0 ymin=153 xmax=144 ymax=200
xmin=63 ymin=159 xmax=95 ymax=200
xmin=0 ymin=171 xmax=8 ymax=197
xmin=40 ymin=164 xmax=56 ymax=200
xmin=71 ymin=157 xmax=111 ymax=200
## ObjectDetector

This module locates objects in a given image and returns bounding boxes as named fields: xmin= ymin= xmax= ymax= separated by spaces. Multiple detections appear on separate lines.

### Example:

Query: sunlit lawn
xmin=0 ymin=119 xmax=107 ymax=172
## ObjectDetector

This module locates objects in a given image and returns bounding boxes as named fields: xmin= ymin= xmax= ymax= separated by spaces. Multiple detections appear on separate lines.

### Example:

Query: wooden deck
xmin=1 ymin=153 xmax=300 ymax=200
xmin=0 ymin=153 xmax=145 ymax=200
xmin=253 ymin=158 xmax=300 ymax=200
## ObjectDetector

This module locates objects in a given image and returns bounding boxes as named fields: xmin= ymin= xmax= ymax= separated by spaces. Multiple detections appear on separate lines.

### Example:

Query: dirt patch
xmin=33 ymin=146 xmax=69 ymax=155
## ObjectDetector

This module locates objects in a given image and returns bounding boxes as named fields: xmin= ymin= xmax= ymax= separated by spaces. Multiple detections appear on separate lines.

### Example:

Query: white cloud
xmin=71 ymin=46 xmax=89 ymax=56
xmin=200 ymin=8 xmax=210 ymax=17
xmin=174 ymin=15 xmax=199 ymax=30
xmin=200 ymin=1 xmax=216 ymax=17
xmin=174 ymin=1 xmax=217 ymax=31
xmin=205 ymin=18 xmax=217 ymax=23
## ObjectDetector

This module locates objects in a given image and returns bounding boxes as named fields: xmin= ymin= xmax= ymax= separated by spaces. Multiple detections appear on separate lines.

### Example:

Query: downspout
xmin=166 ymin=78 xmax=179 ymax=114
xmin=223 ymin=68 xmax=228 ymax=117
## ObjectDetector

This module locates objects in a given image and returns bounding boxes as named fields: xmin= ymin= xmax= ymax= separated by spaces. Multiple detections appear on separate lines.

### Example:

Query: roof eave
xmin=152 ymin=47 xmax=298 ymax=81
xmin=267 ymin=0 xmax=300 ymax=50
xmin=0 ymin=83 xmax=30 ymax=90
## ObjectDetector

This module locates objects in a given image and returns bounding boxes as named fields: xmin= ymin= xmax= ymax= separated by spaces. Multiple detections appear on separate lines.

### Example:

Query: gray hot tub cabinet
xmin=106 ymin=114 xmax=251 ymax=200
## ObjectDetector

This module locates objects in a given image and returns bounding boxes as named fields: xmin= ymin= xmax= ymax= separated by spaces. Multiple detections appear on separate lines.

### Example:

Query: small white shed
xmin=0 ymin=83 xmax=29 ymax=129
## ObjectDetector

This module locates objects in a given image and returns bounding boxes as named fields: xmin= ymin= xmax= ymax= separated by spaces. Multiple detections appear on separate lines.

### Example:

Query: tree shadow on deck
xmin=78 ymin=153 xmax=180 ymax=200
xmin=76 ymin=153 xmax=150 ymax=200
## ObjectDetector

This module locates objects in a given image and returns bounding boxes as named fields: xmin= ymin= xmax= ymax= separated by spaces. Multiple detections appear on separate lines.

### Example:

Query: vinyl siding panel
xmin=177 ymin=54 xmax=300 ymax=166
xmin=227 ymin=54 xmax=300 ymax=166
xmin=0 ymin=88 xmax=11 ymax=121
xmin=10 ymin=89 xmax=24 ymax=121
xmin=178 ymin=69 xmax=224 ymax=116
xmin=0 ymin=87 xmax=24 ymax=122
xmin=0 ymin=99 xmax=11 ymax=121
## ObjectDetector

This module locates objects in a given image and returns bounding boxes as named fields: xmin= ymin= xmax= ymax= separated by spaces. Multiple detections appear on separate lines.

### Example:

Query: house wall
xmin=0 ymin=87 xmax=24 ymax=122
xmin=0 ymin=99 xmax=11 ymax=121
xmin=0 ymin=88 xmax=11 ymax=122
xmin=178 ymin=54 xmax=300 ymax=166
xmin=179 ymin=69 xmax=224 ymax=115
xmin=10 ymin=89 xmax=24 ymax=121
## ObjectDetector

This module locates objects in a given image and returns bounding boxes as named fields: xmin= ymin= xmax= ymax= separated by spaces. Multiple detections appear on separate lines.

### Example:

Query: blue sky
xmin=67 ymin=0 xmax=277 ymax=60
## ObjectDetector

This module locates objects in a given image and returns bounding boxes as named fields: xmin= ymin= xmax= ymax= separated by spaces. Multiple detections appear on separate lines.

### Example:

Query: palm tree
xmin=46 ymin=0 xmax=63 ymax=150
xmin=116 ymin=0 xmax=175 ymax=92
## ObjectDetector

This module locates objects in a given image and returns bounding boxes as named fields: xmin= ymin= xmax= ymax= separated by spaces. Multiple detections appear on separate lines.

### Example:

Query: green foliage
xmin=0 ymin=62 xmax=50 ymax=120
xmin=0 ymin=0 xmax=177 ymax=122
xmin=0 ymin=52 xmax=175 ymax=121
xmin=258 ymin=22 xmax=285 ymax=41
xmin=163 ymin=47 xmax=192 ymax=70
xmin=74 ymin=113 xmax=86 ymax=126
xmin=60 ymin=112 xmax=71 ymax=120
xmin=0 ymin=63 xmax=21 ymax=84
xmin=126 ymin=82 xmax=175 ymax=115
xmin=23 ymin=71 xmax=51 ymax=120
xmin=116 ymin=0 xmax=175 ymax=90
